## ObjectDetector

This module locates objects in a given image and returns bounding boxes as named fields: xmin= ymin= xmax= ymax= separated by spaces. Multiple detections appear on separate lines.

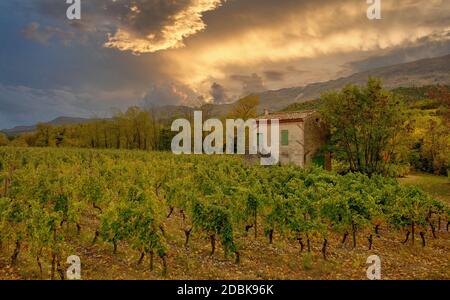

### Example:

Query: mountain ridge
xmin=254 ymin=53 xmax=450 ymax=112
xmin=1 ymin=116 xmax=94 ymax=137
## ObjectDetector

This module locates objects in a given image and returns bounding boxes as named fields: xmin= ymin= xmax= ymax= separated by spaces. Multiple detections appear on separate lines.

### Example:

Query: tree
xmin=320 ymin=77 xmax=407 ymax=176
xmin=35 ymin=123 xmax=56 ymax=147
xmin=428 ymin=85 xmax=450 ymax=123
xmin=0 ymin=133 xmax=8 ymax=146
xmin=421 ymin=119 xmax=450 ymax=175
xmin=9 ymin=135 xmax=29 ymax=147
xmin=228 ymin=95 xmax=260 ymax=120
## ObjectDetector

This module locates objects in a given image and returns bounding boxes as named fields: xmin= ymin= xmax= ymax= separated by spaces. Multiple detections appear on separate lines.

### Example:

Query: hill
xmin=256 ymin=54 xmax=450 ymax=112
xmin=283 ymin=85 xmax=450 ymax=112
xmin=1 ymin=116 xmax=94 ymax=137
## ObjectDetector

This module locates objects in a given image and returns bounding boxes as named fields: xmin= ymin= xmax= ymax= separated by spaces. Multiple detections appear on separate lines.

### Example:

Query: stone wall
xmin=279 ymin=122 xmax=305 ymax=167
xmin=304 ymin=112 xmax=330 ymax=166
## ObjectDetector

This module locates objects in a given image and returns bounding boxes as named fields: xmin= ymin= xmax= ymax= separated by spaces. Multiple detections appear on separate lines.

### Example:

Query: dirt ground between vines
xmin=0 ymin=174 xmax=449 ymax=280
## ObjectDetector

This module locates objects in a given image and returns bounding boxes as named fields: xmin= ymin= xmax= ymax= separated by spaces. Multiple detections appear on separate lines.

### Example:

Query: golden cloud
xmin=160 ymin=0 xmax=450 ymax=96
xmin=104 ymin=0 xmax=225 ymax=54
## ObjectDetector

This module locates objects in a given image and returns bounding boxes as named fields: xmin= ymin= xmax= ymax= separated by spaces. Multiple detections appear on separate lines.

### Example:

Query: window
xmin=281 ymin=130 xmax=289 ymax=146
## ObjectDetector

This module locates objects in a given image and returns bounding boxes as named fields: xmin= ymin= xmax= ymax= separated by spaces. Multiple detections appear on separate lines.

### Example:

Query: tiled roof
xmin=256 ymin=110 xmax=317 ymax=121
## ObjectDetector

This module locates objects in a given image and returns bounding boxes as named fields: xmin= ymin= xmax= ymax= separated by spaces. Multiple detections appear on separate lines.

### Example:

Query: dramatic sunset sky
xmin=1 ymin=0 xmax=450 ymax=128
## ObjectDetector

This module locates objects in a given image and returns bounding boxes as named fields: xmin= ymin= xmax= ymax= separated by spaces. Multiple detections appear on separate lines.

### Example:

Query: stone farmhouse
xmin=256 ymin=110 xmax=331 ymax=169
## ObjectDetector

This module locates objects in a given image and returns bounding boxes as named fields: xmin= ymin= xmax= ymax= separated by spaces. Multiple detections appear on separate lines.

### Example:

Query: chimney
xmin=264 ymin=109 xmax=269 ymax=118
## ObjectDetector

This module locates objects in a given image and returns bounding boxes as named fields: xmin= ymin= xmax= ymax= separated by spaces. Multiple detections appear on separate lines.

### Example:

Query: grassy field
xmin=399 ymin=173 xmax=450 ymax=205
xmin=0 ymin=165 xmax=448 ymax=280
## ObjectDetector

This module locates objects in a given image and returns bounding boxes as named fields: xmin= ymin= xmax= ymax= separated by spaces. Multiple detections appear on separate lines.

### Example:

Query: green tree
xmin=421 ymin=119 xmax=450 ymax=175
xmin=228 ymin=95 xmax=260 ymax=120
xmin=320 ymin=77 xmax=408 ymax=176
xmin=428 ymin=85 xmax=450 ymax=123
xmin=0 ymin=133 xmax=8 ymax=146
xmin=35 ymin=123 xmax=56 ymax=147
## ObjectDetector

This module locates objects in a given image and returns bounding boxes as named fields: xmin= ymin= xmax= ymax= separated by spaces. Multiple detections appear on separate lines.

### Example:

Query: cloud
xmin=0 ymin=84 xmax=88 ymax=128
xmin=142 ymin=82 xmax=200 ymax=107
xmin=286 ymin=66 xmax=308 ymax=76
xmin=165 ymin=0 xmax=450 ymax=94
xmin=103 ymin=0 xmax=226 ymax=54
xmin=0 ymin=84 xmax=139 ymax=129
xmin=342 ymin=31 xmax=450 ymax=73
xmin=23 ymin=1 xmax=450 ymax=93
xmin=264 ymin=70 xmax=285 ymax=82
xmin=230 ymin=73 xmax=266 ymax=95
xmin=28 ymin=0 xmax=226 ymax=54
xmin=21 ymin=22 xmax=76 ymax=46
xmin=210 ymin=82 xmax=228 ymax=104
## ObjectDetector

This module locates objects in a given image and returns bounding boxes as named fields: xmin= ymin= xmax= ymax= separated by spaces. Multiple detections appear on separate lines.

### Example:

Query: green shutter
xmin=281 ymin=130 xmax=289 ymax=146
